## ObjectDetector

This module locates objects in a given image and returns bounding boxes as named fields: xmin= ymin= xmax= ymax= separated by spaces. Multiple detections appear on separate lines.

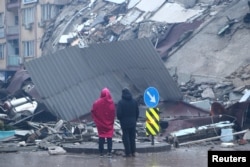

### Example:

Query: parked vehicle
xmin=2 ymin=97 xmax=38 ymax=121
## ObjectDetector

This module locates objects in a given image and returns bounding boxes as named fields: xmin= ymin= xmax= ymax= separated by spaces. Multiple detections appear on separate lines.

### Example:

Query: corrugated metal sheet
xmin=24 ymin=38 xmax=182 ymax=121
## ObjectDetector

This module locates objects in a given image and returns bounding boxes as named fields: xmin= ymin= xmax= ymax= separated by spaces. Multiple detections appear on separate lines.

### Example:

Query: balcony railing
xmin=54 ymin=0 xmax=71 ymax=5
xmin=7 ymin=55 xmax=20 ymax=66
xmin=7 ymin=0 xmax=19 ymax=9
xmin=7 ymin=26 xmax=19 ymax=36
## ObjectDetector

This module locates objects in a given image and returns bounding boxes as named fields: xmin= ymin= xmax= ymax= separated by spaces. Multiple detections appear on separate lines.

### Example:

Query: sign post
xmin=144 ymin=87 xmax=160 ymax=145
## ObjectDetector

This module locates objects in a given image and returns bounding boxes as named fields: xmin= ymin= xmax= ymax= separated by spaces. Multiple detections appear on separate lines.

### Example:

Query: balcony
xmin=7 ymin=55 xmax=20 ymax=66
xmin=7 ymin=0 xmax=19 ymax=10
xmin=6 ymin=26 xmax=19 ymax=38
xmin=53 ymin=0 xmax=71 ymax=5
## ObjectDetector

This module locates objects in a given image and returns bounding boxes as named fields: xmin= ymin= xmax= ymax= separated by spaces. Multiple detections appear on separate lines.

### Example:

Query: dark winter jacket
xmin=117 ymin=88 xmax=139 ymax=128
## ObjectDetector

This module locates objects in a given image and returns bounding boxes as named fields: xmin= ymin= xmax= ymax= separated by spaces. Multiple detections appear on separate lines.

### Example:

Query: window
xmin=22 ymin=0 xmax=37 ymax=5
xmin=23 ymin=41 xmax=34 ymax=57
xmin=41 ymin=4 xmax=50 ymax=21
xmin=0 ymin=44 xmax=4 ymax=60
xmin=41 ymin=4 xmax=61 ymax=21
xmin=15 ymin=15 xmax=19 ymax=25
xmin=0 ymin=13 xmax=3 ymax=27
xmin=0 ymin=28 xmax=4 ymax=38
xmin=22 ymin=7 xmax=34 ymax=25
xmin=0 ymin=13 xmax=4 ymax=37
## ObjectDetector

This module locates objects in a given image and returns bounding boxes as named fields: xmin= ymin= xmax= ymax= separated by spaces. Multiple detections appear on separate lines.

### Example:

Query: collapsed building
xmin=1 ymin=0 xmax=250 ymax=153
xmin=0 ymin=38 xmax=250 ymax=153
xmin=41 ymin=0 xmax=231 ymax=58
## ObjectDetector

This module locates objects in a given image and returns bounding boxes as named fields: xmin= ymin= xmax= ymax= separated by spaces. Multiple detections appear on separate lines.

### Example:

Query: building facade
xmin=0 ymin=0 xmax=71 ymax=81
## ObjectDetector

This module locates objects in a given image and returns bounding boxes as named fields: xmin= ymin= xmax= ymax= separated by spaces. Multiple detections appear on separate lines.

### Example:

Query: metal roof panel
xmin=25 ymin=38 xmax=182 ymax=121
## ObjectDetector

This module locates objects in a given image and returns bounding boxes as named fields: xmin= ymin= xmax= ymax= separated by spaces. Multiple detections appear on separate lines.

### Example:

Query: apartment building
xmin=0 ymin=0 xmax=71 ymax=81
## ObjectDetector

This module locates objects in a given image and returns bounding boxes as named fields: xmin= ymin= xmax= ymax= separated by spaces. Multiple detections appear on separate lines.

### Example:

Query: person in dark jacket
xmin=117 ymin=88 xmax=139 ymax=157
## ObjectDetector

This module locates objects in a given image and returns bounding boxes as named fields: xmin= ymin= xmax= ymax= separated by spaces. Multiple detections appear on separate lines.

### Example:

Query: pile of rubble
xmin=41 ymin=0 xmax=233 ymax=58
xmin=1 ymin=66 xmax=250 ymax=153
xmin=0 ymin=116 xmax=157 ymax=153
xmin=175 ymin=63 xmax=250 ymax=108
xmin=1 ymin=0 xmax=250 ymax=153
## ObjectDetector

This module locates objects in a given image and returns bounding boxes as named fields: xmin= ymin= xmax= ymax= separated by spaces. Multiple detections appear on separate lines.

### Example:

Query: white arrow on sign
xmin=147 ymin=91 xmax=156 ymax=103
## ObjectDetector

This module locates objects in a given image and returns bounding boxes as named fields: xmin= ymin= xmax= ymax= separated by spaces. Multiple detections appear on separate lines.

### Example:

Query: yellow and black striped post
xmin=145 ymin=108 xmax=160 ymax=145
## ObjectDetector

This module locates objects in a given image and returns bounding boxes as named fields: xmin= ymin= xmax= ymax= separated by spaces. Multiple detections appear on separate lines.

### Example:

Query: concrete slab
xmin=150 ymin=3 xmax=204 ymax=23
xmin=164 ymin=0 xmax=250 ymax=84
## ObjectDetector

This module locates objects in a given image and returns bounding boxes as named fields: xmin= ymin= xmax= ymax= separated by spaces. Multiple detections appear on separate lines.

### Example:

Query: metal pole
xmin=180 ymin=129 xmax=249 ymax=146
xmin=151 ymin=135 xmax=154 ymax=145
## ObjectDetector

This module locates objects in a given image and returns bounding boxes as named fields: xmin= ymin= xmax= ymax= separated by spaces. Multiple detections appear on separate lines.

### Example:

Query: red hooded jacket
xmin=91 ymin=88 xmax=115 ymax=138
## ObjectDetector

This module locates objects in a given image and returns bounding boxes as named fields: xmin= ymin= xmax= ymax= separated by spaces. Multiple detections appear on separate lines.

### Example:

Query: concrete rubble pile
xmin=0 ymin=117 xmax=157 ymax=153
xmin=0 ymin=85 xmax=249 ymax=153
xmin=1 ymin=66 xmax=250 ymax=153
xmin=171 ymin=63 xmax=250 ymax=107
xmin=40 ymin=0 xmax=233 ymax=58
xmin=1 ymin=0 xmax=250 ymax=154
xmin=0 ymin=70 xmax=160 ymax=153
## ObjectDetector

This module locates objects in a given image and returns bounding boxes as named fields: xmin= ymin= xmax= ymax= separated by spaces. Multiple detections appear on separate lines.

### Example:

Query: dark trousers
xmin=121 ymin=127 xmax=136 ymax=156
xmin=99 ymin=137 xmax=112 ymax=154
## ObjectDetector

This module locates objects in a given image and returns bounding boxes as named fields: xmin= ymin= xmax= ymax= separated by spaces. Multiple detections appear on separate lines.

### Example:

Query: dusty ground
xmin=0 ymin=142 xmax=249 ymax=167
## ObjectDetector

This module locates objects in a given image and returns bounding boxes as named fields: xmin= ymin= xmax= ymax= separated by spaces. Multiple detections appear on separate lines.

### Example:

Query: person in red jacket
xmin=91 ymin=88 xmax=115 ymax=157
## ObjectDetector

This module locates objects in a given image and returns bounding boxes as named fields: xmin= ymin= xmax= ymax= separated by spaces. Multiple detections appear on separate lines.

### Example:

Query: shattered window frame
xmin=23 ymin=40 xmax=34 ymax=57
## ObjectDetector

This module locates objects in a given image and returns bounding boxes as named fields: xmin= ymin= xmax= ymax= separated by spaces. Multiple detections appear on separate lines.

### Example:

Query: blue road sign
xmin=144 ymin=87 xmax=159 ymax=108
